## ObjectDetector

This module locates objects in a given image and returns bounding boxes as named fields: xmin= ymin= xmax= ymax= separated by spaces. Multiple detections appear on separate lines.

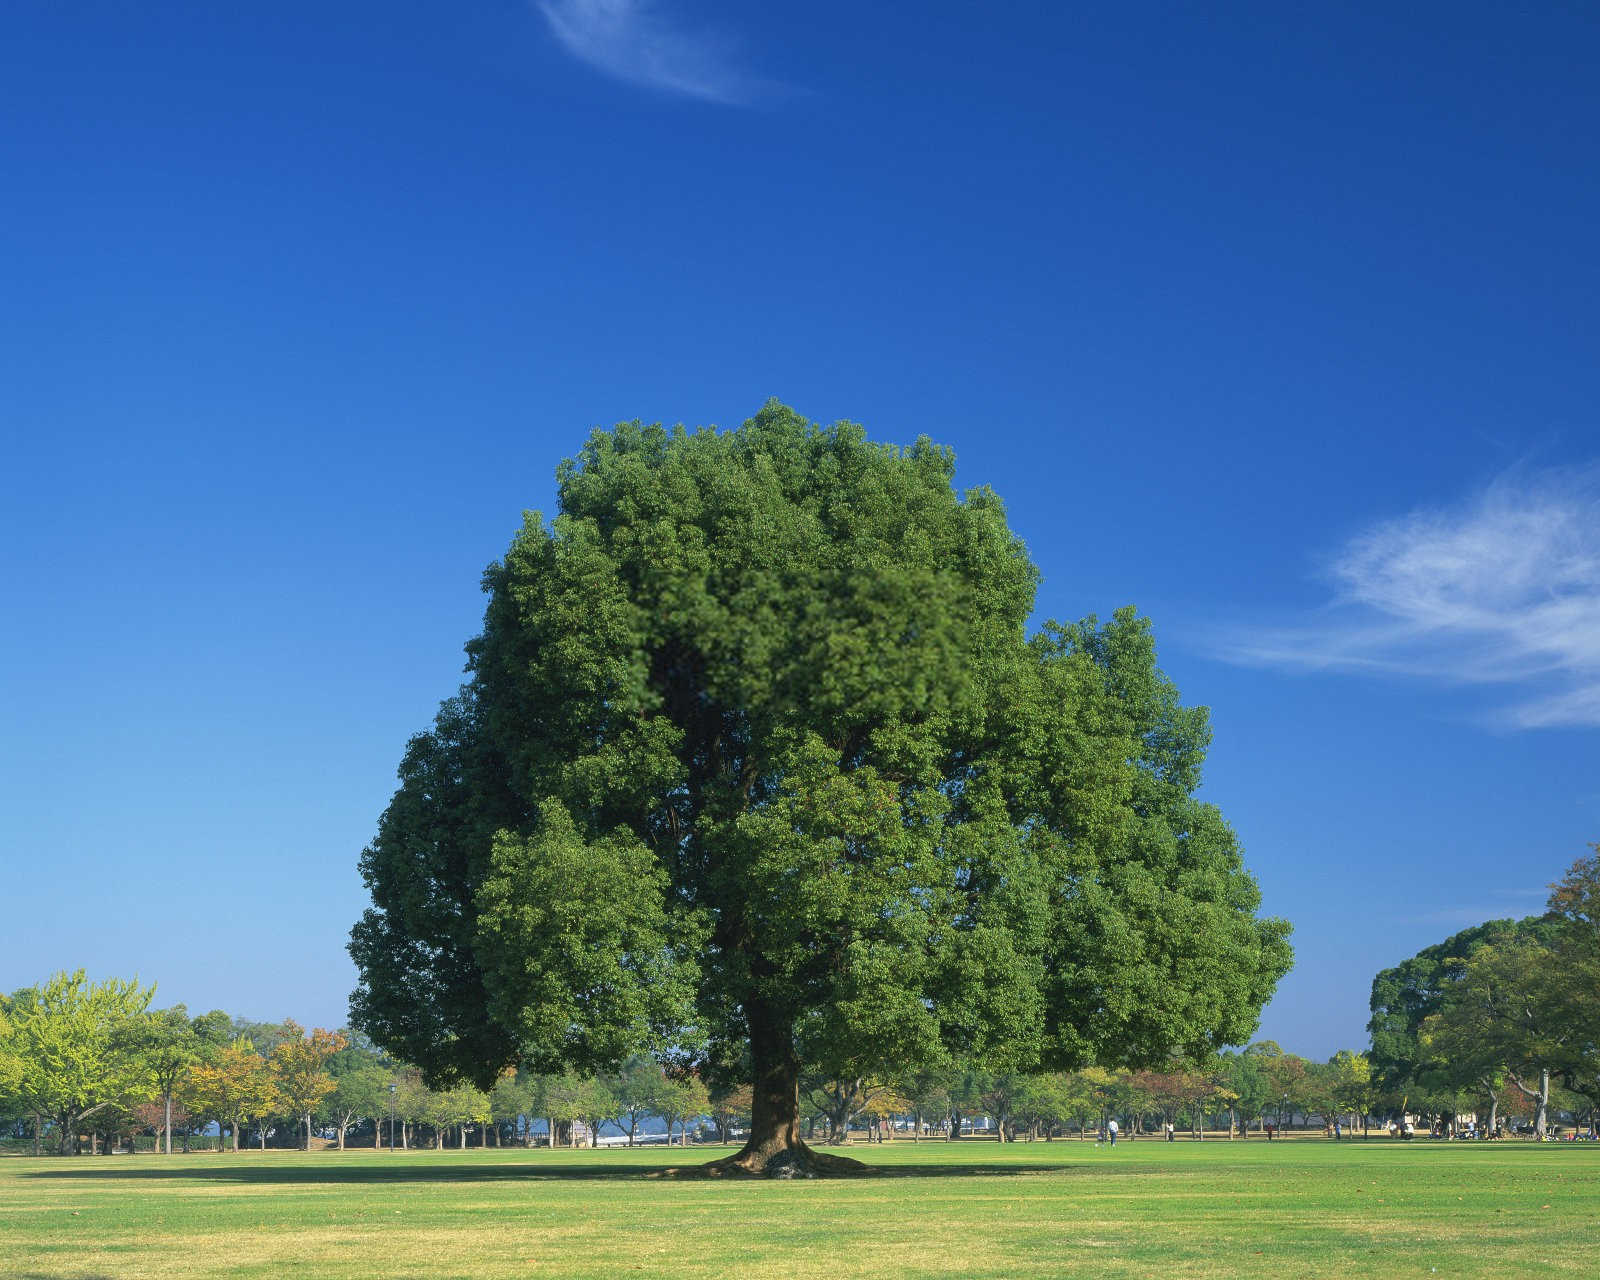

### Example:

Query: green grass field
xmin=3 ymin=1138 xmax=1597 ymax=1279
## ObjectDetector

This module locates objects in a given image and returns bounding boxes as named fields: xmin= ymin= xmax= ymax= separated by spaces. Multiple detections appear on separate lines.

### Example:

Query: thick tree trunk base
xmin=691 ymin=1138 xmax=874 ymax=1180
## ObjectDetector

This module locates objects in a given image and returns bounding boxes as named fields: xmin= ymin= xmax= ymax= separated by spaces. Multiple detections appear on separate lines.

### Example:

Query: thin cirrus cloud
xmin=536 ymin=0 xmax=768 ymax=105
xmin=1216 ymin=464 xmax=1600 ymax=729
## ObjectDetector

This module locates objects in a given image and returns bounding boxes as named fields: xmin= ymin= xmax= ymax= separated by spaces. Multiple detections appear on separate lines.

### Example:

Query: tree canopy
xmin=349 ymin=403 xmax=1292 ymax=1174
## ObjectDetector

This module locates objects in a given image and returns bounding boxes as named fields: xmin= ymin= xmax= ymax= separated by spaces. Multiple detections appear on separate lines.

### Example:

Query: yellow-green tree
xmin=8 ymin=971 xmax=155 ymax=1154
xmin=183 ymin=1039 xmax=278 ymax=1152
xmin=270 ymin=1022 xmax=346 ymax=1150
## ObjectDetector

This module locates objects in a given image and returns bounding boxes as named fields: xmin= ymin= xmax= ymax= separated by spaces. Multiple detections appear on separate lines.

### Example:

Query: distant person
xmin=1334 ymin=1121 xmax=1342 ymax=1141
xmin=1107 ymin=1118 xmax=1118 ymax=1147
xmin=1166 ymin=1122 xmax=1175 ymax=1142
xmin=1265 ymin=1123 xmax=1274 ymax=1141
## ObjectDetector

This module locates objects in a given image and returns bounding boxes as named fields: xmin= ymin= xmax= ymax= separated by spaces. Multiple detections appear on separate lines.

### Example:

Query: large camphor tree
xmin=349 ymin=404 xmax=1292 ymax=1175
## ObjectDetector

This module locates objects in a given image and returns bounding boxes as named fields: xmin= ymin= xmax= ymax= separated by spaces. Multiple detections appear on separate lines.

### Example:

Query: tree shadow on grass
xmin=14 ymin=1274 xmax=119 ymax=1279
xmin=18 ymin=1158 xmax=1114 ymax=1186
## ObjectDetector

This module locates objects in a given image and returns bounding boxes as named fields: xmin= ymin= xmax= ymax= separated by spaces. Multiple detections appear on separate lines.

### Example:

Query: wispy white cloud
xmin=537 ymin=1 xmax=765 ymax=104
xmin=1216 ymin=464 xmax=1600 ymax=728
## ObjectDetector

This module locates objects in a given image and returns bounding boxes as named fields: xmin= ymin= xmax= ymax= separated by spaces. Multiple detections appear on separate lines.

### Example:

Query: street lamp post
xmin=388 ymin=1083 xmax=397 ymax=1153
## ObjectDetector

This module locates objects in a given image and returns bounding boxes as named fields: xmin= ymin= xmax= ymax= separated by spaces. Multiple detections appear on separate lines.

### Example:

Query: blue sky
xmin=3 ymin=1 xmax=1597 ymax=1061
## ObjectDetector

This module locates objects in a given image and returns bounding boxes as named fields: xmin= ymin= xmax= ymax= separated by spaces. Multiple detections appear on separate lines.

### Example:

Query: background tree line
xmin=0 ymin=972 xmax=1382 ymax=1153
xmin=0 ymin=978 xmax=733 ymax=1155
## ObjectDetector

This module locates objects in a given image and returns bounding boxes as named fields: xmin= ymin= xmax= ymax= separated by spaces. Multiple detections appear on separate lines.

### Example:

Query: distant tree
xmin=1325 ymin=1050 xmax=1374 ymax=1135
xmin=422 ymin=1085 xmax=459 ymax=1149
xmin=0 ymin=1000 xmax=22 ymax=1123
xmin=575 ymin=1077 xmax=618 ymax=1149
xmin=708 ymin=1081 xmax=753 ymax=1145
xmin=489 ymin=1070 xmax=530 ymax=1146
xmin=979 ymin=1071 xmax=1026 ymax=1142
xmin=1054 ymin=1070 xmax=1106 ymax=1139
xmin=393 ymin=1070 xmax=430 ymax=1149
xmin=451 ymin=1085 xmax=492 ymax=1148
xmin=1421 ymin=940 xmax=1573 ymax=1138
xmin=658 ymin=1075 xmax=711 ymax=1147
xmin=1259 ymin=1051 xmax=1309 ymax=1127
xmin=806 ymin=1074 xmax=887 ymax=1145
xmin=270 ymin=1022 xmax=347 ymax=1150
xmin=1547 ymin=845 xmax=1600 ymax=1110
xmin=613 ymin=1057 xmax=669 ymax=1146
xmin=124 ymin=1005 xmax=230 ymax=1155
xmin=349 ymin=407 xmax=1293 ymax=1176
xmin=859 ymin=1087 xmax=910 ymax=1141
xmin=1217 ymin=1050 xmax=1271 ymax=1135
xmin=1368 ymin=917 xmax=1551 ymax=1109
xmin=540 ymin=1073 xmax=591 ymax=1148
xmin=1010 ymin=1073 xmax=1075 ymax=1140
xmin=228 ymin=1018 xmax=296 ymax=1058
xmin=8 ymin=971 xmax=155 ymax=1154
xmin=183 ymin=1039 xmax=277 ymax=1152
xmin=327 ymin=1065 xmax=390 ymax=1150
xmin=897 ymin=1063 xmax=956 ymax=1141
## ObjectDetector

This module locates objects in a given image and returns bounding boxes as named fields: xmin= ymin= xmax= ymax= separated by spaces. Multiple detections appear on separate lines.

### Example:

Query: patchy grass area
xmin=2 ymin=1138 xmax=1596 ymax=1278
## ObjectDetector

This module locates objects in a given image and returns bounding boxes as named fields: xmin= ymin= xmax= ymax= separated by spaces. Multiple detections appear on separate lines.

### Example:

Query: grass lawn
xmin=2 ymin=1138 xmax=1597 ymax=1279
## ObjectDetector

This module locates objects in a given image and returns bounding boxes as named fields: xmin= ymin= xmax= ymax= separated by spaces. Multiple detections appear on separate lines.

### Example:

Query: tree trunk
xmin=338 ymin=1123 xmax=347 ymax=1151
xmin=304 ymin=1112 xmax=312 ymax=1151
xmin=164 ymin=1093 xmax=173 ymax=1156
xmin=700 ymin=999 xmax=869 ymax=1177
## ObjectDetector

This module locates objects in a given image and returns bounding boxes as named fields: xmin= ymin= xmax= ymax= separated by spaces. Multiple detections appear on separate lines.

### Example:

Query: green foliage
xmin=326 ymin=1065 xmax=391 ymax=1133
xmin=121 ymin=1004 xmax=232 ymax=1151
xmin=474 ymin=800 xmax=701 ymax=1073
xmin=350 ymin=403 xmax=1292 ymax=1118
xmin=1547 ymin=845 xmax=1600 ymax=1107
xmin=1367 ymin=916 xmax=1552 ymax=1100
xmin=7 ymin=970 xmax=156 ymax=1150
xmin=0 ymin=999 xmax=21 ymax=1107
xmin=656 ymin=1075 xmax=711 ymax=1143
xmin=612 ymin=1056 xmax=670 ymax=1141
xmin=489 ymin=1071 xmax=531 ymax=1128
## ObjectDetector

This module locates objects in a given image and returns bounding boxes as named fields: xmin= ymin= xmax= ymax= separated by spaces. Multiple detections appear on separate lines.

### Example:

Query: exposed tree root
xmin=664 ymin=1140 xmax=875 ymax=1179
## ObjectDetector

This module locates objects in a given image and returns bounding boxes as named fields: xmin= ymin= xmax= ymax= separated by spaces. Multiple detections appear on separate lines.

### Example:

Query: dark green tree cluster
xmin=1368 ymin=844 xmax=1600 ymax=1138
xmin=350 ymin=403 xmax=1292 ymax=1175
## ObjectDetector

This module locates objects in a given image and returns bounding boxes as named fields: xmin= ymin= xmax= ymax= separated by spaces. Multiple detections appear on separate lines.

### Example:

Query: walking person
xmin=1107 ymin=1118 xmax=1118 ymax=1148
